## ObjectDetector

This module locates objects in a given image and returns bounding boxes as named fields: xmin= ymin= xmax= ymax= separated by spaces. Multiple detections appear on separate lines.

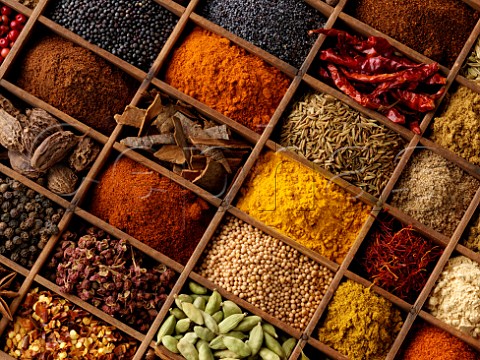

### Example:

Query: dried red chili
xmin=360 ymin=218 xmax=443 ymax=302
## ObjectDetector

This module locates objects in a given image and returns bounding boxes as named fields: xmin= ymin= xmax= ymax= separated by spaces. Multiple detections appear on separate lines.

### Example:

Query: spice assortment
xmin=310 ymin=28 xmax=446 ymax=134
xmin=357 ymin=216 xmax=442 ymax=303
xmin=318 ymin=280 xmax=403 ymax=360
xmin=0 ymin=1 xmax=476 ymax=360
xmin=4 ymin=288 xmax=138 ymax=359
xmin=156 ymin=282 xmax=297 ymax=360
xmin=198 ymin=0 xmax=325 ymax=68
xmin=116 ymin=91 xmax=252 ymax=196
xmin=390 ymin=150 xmax=479 ymax=236
xmin=46 ymin=226 xmax=177 ymax=333
xmin=196 ymin=215 xmax=334 ymax=331
xmin=236 ymin=151 xmax=371 ymax=264
xmin=279 ymin=92 xmax=405 ymax=197
xmin=164 ymin=27 xmax=291 ymax=134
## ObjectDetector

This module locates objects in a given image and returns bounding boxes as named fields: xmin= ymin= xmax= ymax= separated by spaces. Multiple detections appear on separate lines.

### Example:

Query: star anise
xmin=0 ymin=272 xmax=19 ymax=321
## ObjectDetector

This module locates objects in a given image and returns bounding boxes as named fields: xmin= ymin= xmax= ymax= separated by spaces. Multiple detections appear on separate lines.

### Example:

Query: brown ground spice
xmin=89 ymin=156 xmax=213 ymax=265
xmin=347 ymin=0 xmax=478 ymax=67
xmin=15 ymin=35 xmax=136 ymax=135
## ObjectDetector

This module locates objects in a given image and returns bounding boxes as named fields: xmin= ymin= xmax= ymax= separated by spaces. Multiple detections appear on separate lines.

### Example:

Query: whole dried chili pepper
xmin=353 ymin=36 xmax=395 ymax=57
xmin=326 ymin=64 xmax=383 ymax=109
xmin=425 ymin=73 xmax=447 ymax=85
xmin=409 ymin=120 xmax=421 ymax=135
xmin=384 ymin=108 xmax=406 ymax=124
xmin=340 ymin=63 xmax=439 ymax=84
xmin=392 ymin=89 xmax=436 ymax=112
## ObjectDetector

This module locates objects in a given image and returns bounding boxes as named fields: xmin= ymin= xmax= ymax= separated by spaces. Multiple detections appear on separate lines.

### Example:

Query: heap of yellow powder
xmin=319 ymin=280 xmax=403 ymax=360
xmin=236 ymin=152 xmax=371 ymax=264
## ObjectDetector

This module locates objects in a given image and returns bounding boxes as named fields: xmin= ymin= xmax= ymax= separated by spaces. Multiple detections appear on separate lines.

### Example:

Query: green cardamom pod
xmin=202 ymin=311 xmax=220 ymax=334
xmin=196 ymin=339 xmax=214 ymax=360
xmin=183 ymin=332 xmax=199 ymax=344
xmin=175 ymin=294 xmax=194 ymax=310
xmin=183 ymin=302 xmax=205 ymax=325
xmin=262 ymin=324 xmax=278 ymax=339
xmin=194 ymin=326 xmax=215 ymax=342
xmin=209 ymin=335 xmax=227 ymax=350
xmin=205 ymin=290 xmax=222 ymax=315
xmin=282 ymin=338 xmax=296 ymax=358
xmin=247 ymin=322 xmax=263 ymax=356
xmin=225 ymin=331 xmax=247 ymax=340
xmin=213 ymin=350 xmax=241 ymax=359
xmin=175 ymin=318 xmax=192 ymax=334
xmin=222 ymin=300 xmax=243 ymax=318
xmin=301 ymin=351 xmax=311 ymax=360
xmin=223 ymin=336 xmax=252 ymax=358
xmin=219 ymin=313 xmax=246 ymax=334
xmin=161 ymin=335 xmax=180 ymax=354
xmin=178 ymin=337 xmax=200 ymax=360
xmin=259 ymin=347 xmax=281 ymax=360
xmin=233 ymin=315 xmax=262 ymax=332
xmin=189 ymin=281 xmax=208 ymax=295
xmin=170 ymin=308 xmax=187 ymax=320
xmin=193 ymin=296 xmax=207 ymax=311
xmin=212 ymin=311 xmax=224 ymax=323
xmin=156 ymin=314 xmax=176 ymax=344
xmin=264 ymin=333 xmax=286 ymax=359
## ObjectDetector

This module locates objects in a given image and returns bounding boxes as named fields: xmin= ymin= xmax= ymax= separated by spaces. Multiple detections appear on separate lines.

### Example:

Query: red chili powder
xmin=89 ymin=156 xmax=213 ymax=264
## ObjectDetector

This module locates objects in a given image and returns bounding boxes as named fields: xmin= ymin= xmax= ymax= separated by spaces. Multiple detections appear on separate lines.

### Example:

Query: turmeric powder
xmin=164 ymin=27 xmax=291 ymax=134
xmin=236 ymin=152 xmax=371 ymax=263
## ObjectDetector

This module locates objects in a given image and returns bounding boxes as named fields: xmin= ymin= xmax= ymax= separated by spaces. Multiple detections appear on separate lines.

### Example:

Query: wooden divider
xmin=0 ymin=0 xmax=477 ymax=359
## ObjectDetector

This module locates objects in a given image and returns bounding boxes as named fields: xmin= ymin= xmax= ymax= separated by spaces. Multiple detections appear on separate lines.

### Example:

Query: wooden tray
xmin=0 ymin=0 xmax=478 ymax=359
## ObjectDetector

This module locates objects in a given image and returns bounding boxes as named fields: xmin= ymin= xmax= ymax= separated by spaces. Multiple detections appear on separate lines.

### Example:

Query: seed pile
xmin=359 ymin=218 xmax=442 ymax=303
xmin=198 ymin=0 xmax=325 ymax=68
xmin=0 ymin=176 xmax=62 ymax=268
xmin=237 ymin=151 xmax=371 ymax=264
xmin=196 ymin=216 xmax=334 ymax=331
xmin=462 ymin=213 xmax=480 ymax=252
xmin=0 ymin=5 xmax=27 ymax=64
xmin=156 ymin=282 xmax=297 ymax=360
xmin=47 ymin=0 xmax=178 ymax=71
xmin=16 ymin=35 xmax=136 ymax=135
xmin=280 ymin=92 xmax=405 ymax=197
xmin=427 ymin=256 xmax=480 ymax=339
xmin=319 ymin=280 xmax=403 ymax=359
xmin=47 ymin=227 xmax=177 ymax=333
xmin=463 ymin=37 xmax=480 ymax=80
xmin=347 ymin=0 xmax=479 ymax=67
xmin=391 ymin=150 xmax=479 ymax=236
xmin=401 ymin=323 xmax=478 ymax=360
xmin=4 ymin=288 xmax=137 ymax=359
xmin=431 ymin=86 xmax=480 ymax=166
xmin=164 ymin=27 xmax=290 ymax=134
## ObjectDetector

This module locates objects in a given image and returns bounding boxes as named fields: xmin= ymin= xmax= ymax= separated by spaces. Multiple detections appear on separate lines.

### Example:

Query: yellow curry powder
xmin=319 ymin=280 xmax=403 ymax=360
xmin=236 ymin=152 xmax=371 ymax=263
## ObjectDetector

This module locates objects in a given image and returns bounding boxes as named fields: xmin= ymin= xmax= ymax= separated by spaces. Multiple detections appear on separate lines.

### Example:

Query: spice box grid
xmin=0 ymin=1 xmax=478 ymax=356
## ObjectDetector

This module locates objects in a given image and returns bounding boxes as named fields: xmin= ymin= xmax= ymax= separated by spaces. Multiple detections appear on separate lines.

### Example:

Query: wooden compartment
xmin=0 ymin=0 xmax=476 ymax=359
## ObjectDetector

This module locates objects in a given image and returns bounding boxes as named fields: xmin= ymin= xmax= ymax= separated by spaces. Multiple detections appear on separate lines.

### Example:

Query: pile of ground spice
xmin=236 ymin=151 xmax=371 ymax=264
xmin=462 ymin=213 xmax=480 ymax=252
xmin=401 ymin=324 xmax=478 ymax=360
xmin=164 ymin=27 xmax=291 ymax=134
xmin=88 ymin=156 xmax=213 ymax=265
xmin=431 ymin=86 xmax=480 ymax=166
xmin=15 ymin=35 xmax=136 ymax=135
xmin=318 ymin=280 xmax=403 ymax=359
xmin=347 ymin=0 xmax=479 ymax=67
xmin=390 ymin=150 xmax=479 ymax=236
xmin=427 ymin=256 xmax=480 ymax=339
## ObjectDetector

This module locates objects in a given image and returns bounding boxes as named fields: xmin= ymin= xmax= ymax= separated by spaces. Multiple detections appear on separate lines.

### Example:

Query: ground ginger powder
xmin=432 ymin=86 xmax=480 ymax=165
xmin=319 ymin=280 xmax=403 ymax=360
xmin=236 ymin=152 xmax=371 ymax=264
